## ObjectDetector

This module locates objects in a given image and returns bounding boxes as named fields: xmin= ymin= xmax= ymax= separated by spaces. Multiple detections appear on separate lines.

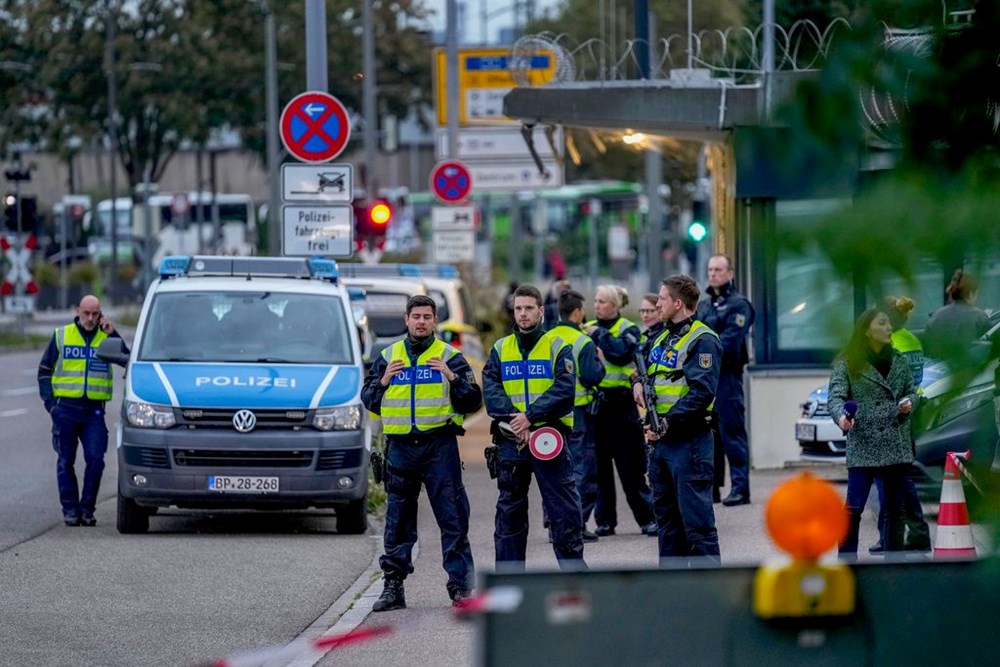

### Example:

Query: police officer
xmin=696 ymin=254 xmax=755 ymax=506
xmin=362 ymin=295 xmax=482 ymax=611
xmin=549 ymin=289 xmax=606 ymax=541
xmin=586 ymin=285 xmax=656 ymax=537
xmin=637 ymin=275 xmax=722 ymax=565
xmin=37 ymin=295 xmax=126 ymax=527
xmin=639 ymin=292 xmax=666 ymax=359
xmin=482 ymin=285 xmax=586 ymax=571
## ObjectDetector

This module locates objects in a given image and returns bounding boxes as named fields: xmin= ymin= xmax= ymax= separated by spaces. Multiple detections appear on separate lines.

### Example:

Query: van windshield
xmin=138 ymin=292 xmax=354 ymax=364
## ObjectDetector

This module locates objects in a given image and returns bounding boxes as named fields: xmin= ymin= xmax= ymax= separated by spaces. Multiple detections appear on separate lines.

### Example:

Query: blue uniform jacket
xmin=550 ymin=321 xmax=606 ymax=390
xmin=482 ymin=329 xmax=576 ymax=428
xmin=695 ymin=282 xmax=754 ymax=373
xmin=589 ymin=317 xmax=641 ymax=368
xmin=650 ymin=317 xmax=722 ymax=440
xmin=38 ymin=318 xmax=127 ymax=412
xmin=640 ymin=321 xmax=667 ymax=360
xmin=361 ymin=336 xmax=483 ymax=429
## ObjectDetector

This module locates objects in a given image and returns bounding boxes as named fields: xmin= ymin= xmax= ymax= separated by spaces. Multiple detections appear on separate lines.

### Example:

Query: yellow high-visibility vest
xmin=647 ymin=321 xmax=718 ymax=416
xmin=495 ymin=332 xmax=573 ymax=429
xmin=586 ymin=317 xmax=635 ymax=389
xmin=550 ymin=323 xmax=597 ymax=407
xmin=52 ymin=324 xmax=112 ymax=401
xmin=380 ymin=338 xmax=463 ymax=435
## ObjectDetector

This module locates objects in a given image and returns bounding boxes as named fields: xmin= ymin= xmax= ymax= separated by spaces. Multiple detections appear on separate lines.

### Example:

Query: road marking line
xmin=0 ymin=408 xmax=29 ymax=418
xmin=0 ymin=386 xmax=35 ymax=397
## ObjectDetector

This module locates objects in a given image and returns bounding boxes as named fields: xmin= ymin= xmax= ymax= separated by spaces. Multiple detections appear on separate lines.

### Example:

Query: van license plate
xmin=795 ymin=423 xmax=817 ymax=441
xmin=208 ymin=476 xmax=279 ymax=493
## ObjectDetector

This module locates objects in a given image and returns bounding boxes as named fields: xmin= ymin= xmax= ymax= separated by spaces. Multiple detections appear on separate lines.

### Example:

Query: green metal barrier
xmin=477 ymin=557 xmax=1000 ymax=666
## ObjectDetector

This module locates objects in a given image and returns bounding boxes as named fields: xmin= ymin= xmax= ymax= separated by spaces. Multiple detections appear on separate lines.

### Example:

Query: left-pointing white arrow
xmin=303 ymin=103 xmax=325 ymax=117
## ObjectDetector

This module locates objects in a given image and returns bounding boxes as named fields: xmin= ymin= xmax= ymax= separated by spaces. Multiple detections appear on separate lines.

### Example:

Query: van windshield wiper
xmin=255 ymin=357 xmax=294 ymax=363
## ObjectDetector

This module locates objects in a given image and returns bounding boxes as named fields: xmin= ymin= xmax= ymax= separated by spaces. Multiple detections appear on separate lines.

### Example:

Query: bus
xmin=132 ymin=192 xmax=257 ymax=268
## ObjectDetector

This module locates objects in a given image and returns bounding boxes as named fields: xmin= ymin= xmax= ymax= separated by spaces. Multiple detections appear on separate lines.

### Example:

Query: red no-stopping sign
xmin=430 ymin=160 xmax=473 ymax=203
xmin=280 ymin=91 xmax=352 ymax=163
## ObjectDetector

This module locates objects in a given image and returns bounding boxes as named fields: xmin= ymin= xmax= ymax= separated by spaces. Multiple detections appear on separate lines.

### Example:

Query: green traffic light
xmin=687 ymin=221 xmax=708 ymax=242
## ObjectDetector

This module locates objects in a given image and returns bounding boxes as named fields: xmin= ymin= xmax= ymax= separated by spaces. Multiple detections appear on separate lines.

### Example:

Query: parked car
xmin=340 ymin=275 xmax=428 ymax=363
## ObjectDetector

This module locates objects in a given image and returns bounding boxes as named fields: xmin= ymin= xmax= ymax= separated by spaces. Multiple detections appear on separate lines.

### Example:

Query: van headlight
xmin=126 ymin=400 xmax=176 ymax=429
xmin=313 ymin=405 xmax=362 ymax=431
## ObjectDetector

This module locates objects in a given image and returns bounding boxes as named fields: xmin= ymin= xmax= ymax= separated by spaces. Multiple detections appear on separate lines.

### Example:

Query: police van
xmin=97 ymin=255 xmax=370 ymax=534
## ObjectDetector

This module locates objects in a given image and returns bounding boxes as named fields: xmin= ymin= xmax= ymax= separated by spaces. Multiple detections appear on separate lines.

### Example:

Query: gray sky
xmin=422 ymin=0 xmax=561 ymax=44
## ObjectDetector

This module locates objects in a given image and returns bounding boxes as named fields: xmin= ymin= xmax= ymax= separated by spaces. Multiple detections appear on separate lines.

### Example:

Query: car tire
xmin=337 ymin=498 xmax=368 ymax=535
xmin=117 ymin=493 xmax=150 ymax=534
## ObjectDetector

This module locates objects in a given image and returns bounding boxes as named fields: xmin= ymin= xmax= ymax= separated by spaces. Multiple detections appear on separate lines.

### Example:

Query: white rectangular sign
xmin=282 ymin=205 xmax=353 ymax=257
xmin=435 ymin=126 xmax=563 ymax=161
xmin=431 ymin=206 xmax=476 ymax=232
xmin=468 ymin=161 xmax=563 ymax=191
xmin=281 ymin=164 xmax=353 ymax=204
xmin=465 ymin=88 xmax=509 ymax=122
xmin=3 ymin=295 xmax=35 ymax=314
xmin=433 ymin=230 xmax=476 ymax=263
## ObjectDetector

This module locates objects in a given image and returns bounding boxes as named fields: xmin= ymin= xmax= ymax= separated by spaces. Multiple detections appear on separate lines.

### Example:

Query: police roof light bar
xmin=337 ymin=263 xmax=460 ymax=279
xmin=157 ymin=255 xmax=339 ymax=282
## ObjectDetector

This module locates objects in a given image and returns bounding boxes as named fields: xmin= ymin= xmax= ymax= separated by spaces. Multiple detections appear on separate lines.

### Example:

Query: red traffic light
xmin=369 ymin=202 xmax=391 ymax=227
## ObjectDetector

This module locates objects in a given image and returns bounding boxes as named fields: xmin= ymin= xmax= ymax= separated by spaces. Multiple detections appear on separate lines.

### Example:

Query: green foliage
xmin=67 ymin=260 xmax=99 ymax=287
xmin=771 ymin=0 xmax=1000 ymax=423
xmin=0 ymin=0 xmax=434 ymax=187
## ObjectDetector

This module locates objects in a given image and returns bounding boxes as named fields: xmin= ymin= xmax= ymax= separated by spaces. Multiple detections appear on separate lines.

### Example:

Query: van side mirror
xmin=97 ymin=338 xmax=130 ymax=367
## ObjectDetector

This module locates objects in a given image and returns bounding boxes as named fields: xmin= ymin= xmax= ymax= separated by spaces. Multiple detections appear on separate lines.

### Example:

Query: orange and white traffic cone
xmin=933 ymin=450 xmax=977 ymax=559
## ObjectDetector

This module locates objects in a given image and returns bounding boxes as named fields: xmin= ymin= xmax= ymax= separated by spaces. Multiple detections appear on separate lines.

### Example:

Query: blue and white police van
xmin=97 ymin=255 xmax=370 ymax=534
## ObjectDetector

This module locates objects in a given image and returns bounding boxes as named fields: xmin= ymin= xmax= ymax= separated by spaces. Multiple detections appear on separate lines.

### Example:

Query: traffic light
xmin=2 ymin=194 xmax=37 ymax=233
xmin=354 ymin=199 xmax=392 ymax=241
xmin=687 ymin=199 xmax=708 ymax=243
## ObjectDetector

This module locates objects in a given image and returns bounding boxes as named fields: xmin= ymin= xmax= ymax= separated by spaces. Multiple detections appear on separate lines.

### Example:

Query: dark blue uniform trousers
xmin=594 ymin=390 xmax=654 ymax=529
xmin=51 ymin=402 xmax=108 ymax=517
xmin=569 ymin=407 xmax=598 ymax=524
xmin=495 ymin=436 xmax=585 ymax=571
xmin=647 ymin=429 xmax=721 ymax=565
xmin=716 ymin=371 xmax=750 ymax=497
xmin=381 ymin=431 xmax=474 ymax=595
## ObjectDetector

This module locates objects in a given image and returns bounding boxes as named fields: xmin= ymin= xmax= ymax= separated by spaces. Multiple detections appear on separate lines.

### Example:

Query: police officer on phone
xmin=38 ymin=295 xmax=127 ymax=527
xmin=482 ymin=284 xmax=585 ymax=571
xmin=549 ymin=289 xmax=606 ymax=540
xmin=638 ymin=276 xmax=722 ymax=565
xmin=362 ymin=295 xmax=482 ymax=611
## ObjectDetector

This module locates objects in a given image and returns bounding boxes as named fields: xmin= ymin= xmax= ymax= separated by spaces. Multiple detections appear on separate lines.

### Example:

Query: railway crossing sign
xmin=279 ymin=91 xmax=352 ymax=163
xmin=430 ymin=161 xmax=473 ymax=204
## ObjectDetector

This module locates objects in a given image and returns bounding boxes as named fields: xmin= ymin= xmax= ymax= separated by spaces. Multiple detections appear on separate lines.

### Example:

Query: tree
xmin=2 ymin=0 xmax=435 ymax=191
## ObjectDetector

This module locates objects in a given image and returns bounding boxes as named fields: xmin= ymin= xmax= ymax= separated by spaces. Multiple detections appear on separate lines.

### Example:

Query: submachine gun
xmin=634 ymin=349 xmax=667 ymax=440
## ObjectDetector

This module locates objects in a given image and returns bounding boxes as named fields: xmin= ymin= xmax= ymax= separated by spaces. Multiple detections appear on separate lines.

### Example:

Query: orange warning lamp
xmin=753 ymin=472 xmax=855 ymax=619
xmin=369 ymin=201 xmax=391 ymax=227
xmin=765 ymin=471 xmax=848 ymax=560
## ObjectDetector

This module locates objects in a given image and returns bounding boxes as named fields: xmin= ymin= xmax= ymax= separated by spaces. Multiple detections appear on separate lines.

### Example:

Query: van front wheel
xmin=117 ymin=494 xmax=150 ymax=534
xmin=337 ymin=498 xmax=368 ymax=534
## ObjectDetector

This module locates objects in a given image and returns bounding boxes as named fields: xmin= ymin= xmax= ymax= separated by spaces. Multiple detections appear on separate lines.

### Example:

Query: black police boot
xmin=722 ymin=492 xmax=750 ymax=507
xmin=449 ymin=588 xmax=472 ymax=607
xmin=594 ymin=525 xmax=615 ymax=537
xmin=868 ymin=541 xmax=885 ymax=554
xmin=372 ymin=577 xmax=406 ymax=612
xmin=581 ymin=529 xmax=599 ymax=543
xmin=641 ymin=521 xmax=658 ymax=537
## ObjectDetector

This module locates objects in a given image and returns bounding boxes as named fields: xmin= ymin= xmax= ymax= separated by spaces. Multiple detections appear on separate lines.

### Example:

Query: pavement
xmin=274 ymin=412 xmax=973 ymax=667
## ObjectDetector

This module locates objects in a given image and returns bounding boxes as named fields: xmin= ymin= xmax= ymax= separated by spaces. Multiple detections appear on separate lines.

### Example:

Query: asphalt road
xmin=1 ymin=337 xmax=972 ymax=667
xmin=0 ymin=346 xmax=376 ymax=667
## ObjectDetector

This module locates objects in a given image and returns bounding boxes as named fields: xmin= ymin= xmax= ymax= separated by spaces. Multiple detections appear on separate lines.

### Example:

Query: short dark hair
xmin=558 ymin=289 xmax=585 ymax=319
xmin=405 ymin=294 xmax=437 ymax=316
xmin=661 ymin=275 xmax=701 ymax=311
xmin=709 ymin=254 xmax=733 ymax=271
xmin=513 ymin=284 xmax=543 ymax=307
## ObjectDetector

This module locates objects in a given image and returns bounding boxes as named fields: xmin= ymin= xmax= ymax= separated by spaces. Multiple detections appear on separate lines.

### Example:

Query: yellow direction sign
xmin=434 ymin=47 xmax=557 ymax=126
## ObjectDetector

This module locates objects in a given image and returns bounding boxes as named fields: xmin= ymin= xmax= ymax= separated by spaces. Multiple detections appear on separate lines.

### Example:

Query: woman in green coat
xmin=828 ymin=306 xmax=918 ymax=558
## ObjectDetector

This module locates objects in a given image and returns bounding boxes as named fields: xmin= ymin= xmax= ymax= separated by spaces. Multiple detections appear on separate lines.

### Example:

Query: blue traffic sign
xmin=280 ymin=91 xmax=352 ymax=163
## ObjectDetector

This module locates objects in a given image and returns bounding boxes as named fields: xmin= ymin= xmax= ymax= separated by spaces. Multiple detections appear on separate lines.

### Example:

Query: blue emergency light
xmin=158 ymin=255 xmax=191 ymax=277
xmin=398 ymin=264 xmax=422 ymax=277
xmin=307 ymin=257 xmax=340 ymax=282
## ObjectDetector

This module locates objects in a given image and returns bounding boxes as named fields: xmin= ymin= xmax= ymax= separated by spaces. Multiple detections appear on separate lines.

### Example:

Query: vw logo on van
xmin=232 ymin=409 xmax=257 ymax=433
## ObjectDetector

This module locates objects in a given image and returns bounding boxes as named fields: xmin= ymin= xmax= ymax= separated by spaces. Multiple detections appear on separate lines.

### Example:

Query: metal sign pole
xmin=60 ymin=206 xmax=68 ymax=310
xmin=265 ymin=8 xmax=281 ymax=256
xmin=304 ymin=0 xmax=328 ymax=93
xmin=446 ymin=0 xmax=460 ymax=159
xmin=14 ymin=160 xmax=24 ymax=336
xmin=362 ymin=0 xmax=377 ymax=194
